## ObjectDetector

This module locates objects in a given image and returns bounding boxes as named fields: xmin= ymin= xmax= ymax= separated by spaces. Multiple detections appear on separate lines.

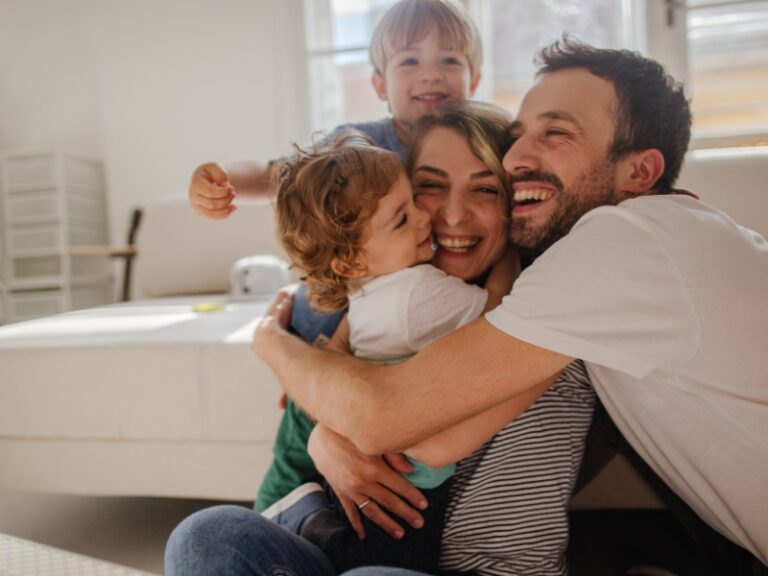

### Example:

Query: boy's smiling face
xmin=372 ymin=29 xmax=479 ymax=140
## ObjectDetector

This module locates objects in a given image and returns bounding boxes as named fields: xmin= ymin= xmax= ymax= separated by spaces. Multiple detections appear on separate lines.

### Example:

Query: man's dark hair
xmin=536 ymin=37 xmax=692 ymax=193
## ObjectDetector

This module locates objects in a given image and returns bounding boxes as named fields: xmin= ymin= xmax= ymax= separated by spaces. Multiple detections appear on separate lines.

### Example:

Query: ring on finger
xmin=357 ymin=499 xmax=372 ymax=511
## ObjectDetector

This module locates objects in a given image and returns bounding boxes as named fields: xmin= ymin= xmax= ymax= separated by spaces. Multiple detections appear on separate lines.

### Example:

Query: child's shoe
xmin=261 ymin=482 xmax=330 ymax=534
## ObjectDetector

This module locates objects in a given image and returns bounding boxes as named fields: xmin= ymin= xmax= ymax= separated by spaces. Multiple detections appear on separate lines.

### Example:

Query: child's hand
xmin=483 ymin=247 xmax=522 ymax=312
xmin=189 ymin=162 xmax=237 ymax=220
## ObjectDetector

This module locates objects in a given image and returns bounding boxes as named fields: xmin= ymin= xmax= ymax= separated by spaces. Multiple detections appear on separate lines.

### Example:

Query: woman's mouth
xmin=435 ymin=235 xmax=481 ymax=254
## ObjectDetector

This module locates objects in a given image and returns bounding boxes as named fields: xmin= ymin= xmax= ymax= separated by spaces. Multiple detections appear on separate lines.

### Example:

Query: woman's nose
xmin=439 ymin=193 xmax=471 ymax=227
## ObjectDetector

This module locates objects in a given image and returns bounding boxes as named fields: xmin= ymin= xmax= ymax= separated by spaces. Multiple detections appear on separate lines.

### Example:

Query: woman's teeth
xmin=437 ymin=236 xmax=479 ymax=253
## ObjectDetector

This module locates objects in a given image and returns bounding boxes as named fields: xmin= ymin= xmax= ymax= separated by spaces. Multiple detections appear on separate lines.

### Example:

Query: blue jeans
xmin=164 ymin=505 xmax=337 ymax=576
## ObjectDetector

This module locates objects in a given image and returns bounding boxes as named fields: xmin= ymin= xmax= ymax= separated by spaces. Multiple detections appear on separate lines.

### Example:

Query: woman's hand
xmin=308 ymin=424 xmax=427 ymax=540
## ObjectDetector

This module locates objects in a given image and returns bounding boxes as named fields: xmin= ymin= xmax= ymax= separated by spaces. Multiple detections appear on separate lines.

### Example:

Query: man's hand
xmin=308 ymin=425 xmax=427 ymax=540
xmin=189 ymin=162 xmax=237 ymax=220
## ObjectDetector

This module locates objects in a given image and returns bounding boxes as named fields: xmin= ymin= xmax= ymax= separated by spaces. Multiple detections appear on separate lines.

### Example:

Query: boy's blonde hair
xmin=407 ymin=100 xmax=515 ymax=205
xmin=370 ymin=0 xmax=482 ymax=77
xmin=274 ymin=132 xmax=403 ymax=312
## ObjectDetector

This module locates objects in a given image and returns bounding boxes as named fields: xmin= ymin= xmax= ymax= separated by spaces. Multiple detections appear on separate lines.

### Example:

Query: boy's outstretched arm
xmin=189 ymin=160 xmax=276 ymax=220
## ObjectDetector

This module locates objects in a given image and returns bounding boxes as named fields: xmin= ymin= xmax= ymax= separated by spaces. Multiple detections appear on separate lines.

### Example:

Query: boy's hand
xmin=189 ymin=162 xmax=237 ymax=220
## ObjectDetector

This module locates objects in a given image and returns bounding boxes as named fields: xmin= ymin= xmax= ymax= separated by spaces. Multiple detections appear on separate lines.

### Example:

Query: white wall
xmin=0 ymin=0 xmax=309 ymax=247
xmin=0 ymin=0 xmax=103 ymax=153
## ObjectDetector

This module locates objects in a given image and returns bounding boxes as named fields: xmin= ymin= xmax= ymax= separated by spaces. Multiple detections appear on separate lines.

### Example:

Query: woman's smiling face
xmin=412 ymin=126 xmax=509 ymax=281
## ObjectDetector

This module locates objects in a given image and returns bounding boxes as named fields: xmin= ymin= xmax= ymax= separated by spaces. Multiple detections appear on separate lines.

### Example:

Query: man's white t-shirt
xmin=486 ymin=195 xmax=768 ymax=563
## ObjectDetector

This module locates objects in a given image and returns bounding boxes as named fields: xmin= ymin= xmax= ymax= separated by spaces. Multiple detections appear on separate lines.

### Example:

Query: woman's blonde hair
xmin=274 ymin=132 xmax=403 ymax=312
xmin=369 ymin=0 xmax=482 ymax=77
xmin=407 ymin=100 xmax=515 ymax=204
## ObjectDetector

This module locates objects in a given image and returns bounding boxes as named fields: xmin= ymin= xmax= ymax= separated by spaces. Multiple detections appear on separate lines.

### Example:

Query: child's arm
xmin=189 ymin=160 xmax=276 ymax=220
xmin=325 ymin=315 xmax=351 ymax=355
xmin=482 ymin=248 xmax=522 ymax=312
xmin=405 ymin=372 xmax=560 ymax=468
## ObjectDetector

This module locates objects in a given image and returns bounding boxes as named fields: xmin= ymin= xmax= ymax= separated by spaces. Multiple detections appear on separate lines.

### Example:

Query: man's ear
xmin=468 ymin=73 xmax=481 ymax=97
xmin=371 ymin=71 xmax=389 ymax=102
xmin=331 ymin=256 xmax=367 ymax=278
xmin=617 ymin=149 xmax=665 ymax=196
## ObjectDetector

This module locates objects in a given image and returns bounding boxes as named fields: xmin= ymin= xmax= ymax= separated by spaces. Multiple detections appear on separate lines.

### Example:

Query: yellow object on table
xmin=192 ymin=302 xmax=226 ymax=313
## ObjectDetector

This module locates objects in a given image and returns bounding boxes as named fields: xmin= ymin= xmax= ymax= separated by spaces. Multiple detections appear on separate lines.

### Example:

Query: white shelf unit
xmin=0 ymin=150 xmax=113 ymax=323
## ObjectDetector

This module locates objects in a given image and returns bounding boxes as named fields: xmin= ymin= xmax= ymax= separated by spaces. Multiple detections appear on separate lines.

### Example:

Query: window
xmin=686 ymin=0 xmax=768 ymax=147
xmin=303 ymin=0 xmax=768 ymax=148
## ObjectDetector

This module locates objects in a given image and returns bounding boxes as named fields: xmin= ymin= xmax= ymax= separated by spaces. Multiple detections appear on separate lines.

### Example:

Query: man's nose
xmin=503 ymin=133 xmax=540 ymax=175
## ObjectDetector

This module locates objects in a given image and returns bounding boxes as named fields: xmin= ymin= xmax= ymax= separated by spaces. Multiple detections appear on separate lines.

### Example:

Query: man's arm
xmin=405 ymin=374 xmax=558 ymax=467
xmin=253 ymin=293 xmax=574 ymax=454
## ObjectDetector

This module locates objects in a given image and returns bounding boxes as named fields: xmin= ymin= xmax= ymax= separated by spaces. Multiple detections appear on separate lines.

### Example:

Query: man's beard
xmin=509 ymin=160 xmax=620 ymax=256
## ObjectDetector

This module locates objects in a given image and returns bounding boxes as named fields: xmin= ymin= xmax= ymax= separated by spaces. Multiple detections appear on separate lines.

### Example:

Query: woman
xmin=165 ymin=102 xmax=594 ymax=576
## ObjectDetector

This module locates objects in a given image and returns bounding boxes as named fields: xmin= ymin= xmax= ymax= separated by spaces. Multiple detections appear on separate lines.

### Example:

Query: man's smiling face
xmin=502 ymin=68 xmax=627 ymax=254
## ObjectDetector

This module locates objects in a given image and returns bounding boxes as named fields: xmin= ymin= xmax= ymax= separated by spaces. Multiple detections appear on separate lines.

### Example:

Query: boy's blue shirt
xmin=333 ymin=117 xmax=406 ymax=158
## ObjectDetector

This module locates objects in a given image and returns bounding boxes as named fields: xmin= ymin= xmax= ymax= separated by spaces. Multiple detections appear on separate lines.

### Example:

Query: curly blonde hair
xmin=274 ymin=132 xmax=404 ymax=312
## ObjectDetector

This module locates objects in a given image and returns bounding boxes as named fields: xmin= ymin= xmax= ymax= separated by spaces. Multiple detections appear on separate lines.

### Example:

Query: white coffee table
xmin=0 ymin=532 xmax=157 ymax=576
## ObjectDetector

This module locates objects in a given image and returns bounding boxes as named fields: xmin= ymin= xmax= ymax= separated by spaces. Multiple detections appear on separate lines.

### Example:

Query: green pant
xmin=254 ymin=398 xmax=321 ymax=512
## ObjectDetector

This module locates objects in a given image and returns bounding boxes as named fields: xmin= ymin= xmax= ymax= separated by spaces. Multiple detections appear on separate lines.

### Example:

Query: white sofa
xmin=0 ymin=148 xmax=766 ymax=505
xmin=0 ymin=198 xmax=290 ymax=501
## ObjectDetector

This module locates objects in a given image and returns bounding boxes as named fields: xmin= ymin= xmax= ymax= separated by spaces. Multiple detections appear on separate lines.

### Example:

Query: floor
xmin=0 ymin=491 xmax=245 ymax=575
xmin=0 ymin=491 xmax=721 ymax=576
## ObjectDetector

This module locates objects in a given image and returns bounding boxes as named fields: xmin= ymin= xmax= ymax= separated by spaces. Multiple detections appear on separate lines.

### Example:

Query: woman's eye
xmin=414 ymin=180 xmax=443 ymax=191
xmin=395 ymin=212 xmax=409 ymax=229
xmin=475 ymin=186 xmax=500 ymax=195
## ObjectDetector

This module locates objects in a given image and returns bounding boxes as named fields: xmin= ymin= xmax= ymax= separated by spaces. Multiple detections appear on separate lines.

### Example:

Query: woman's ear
xmin=371 ymin=71 xmax=389 ymax=102
xmin=617 ymin=149 xmax=666 ymax=196
xmin=331 ymin=256 xmax=367 ymax=278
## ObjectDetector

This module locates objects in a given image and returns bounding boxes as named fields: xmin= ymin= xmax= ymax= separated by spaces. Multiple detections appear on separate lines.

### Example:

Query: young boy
xmin=187 ymin=0 xmax=481 ymax=218
xmin=186 ymin=0 xmax=485 ymax=513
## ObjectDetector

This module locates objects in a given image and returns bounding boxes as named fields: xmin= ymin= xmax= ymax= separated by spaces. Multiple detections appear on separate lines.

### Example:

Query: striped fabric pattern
xmin=439 ymin=360 xmax=595 ymax=576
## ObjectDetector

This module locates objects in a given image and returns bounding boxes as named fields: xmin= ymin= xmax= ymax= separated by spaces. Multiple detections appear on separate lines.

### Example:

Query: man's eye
xmin=545 ymin=128 xmax=569 ymax=137
xmin=395 ymin=213 xmax=409 ymax=229
xmin=475 ymin=186 xmax=499 ymax=195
